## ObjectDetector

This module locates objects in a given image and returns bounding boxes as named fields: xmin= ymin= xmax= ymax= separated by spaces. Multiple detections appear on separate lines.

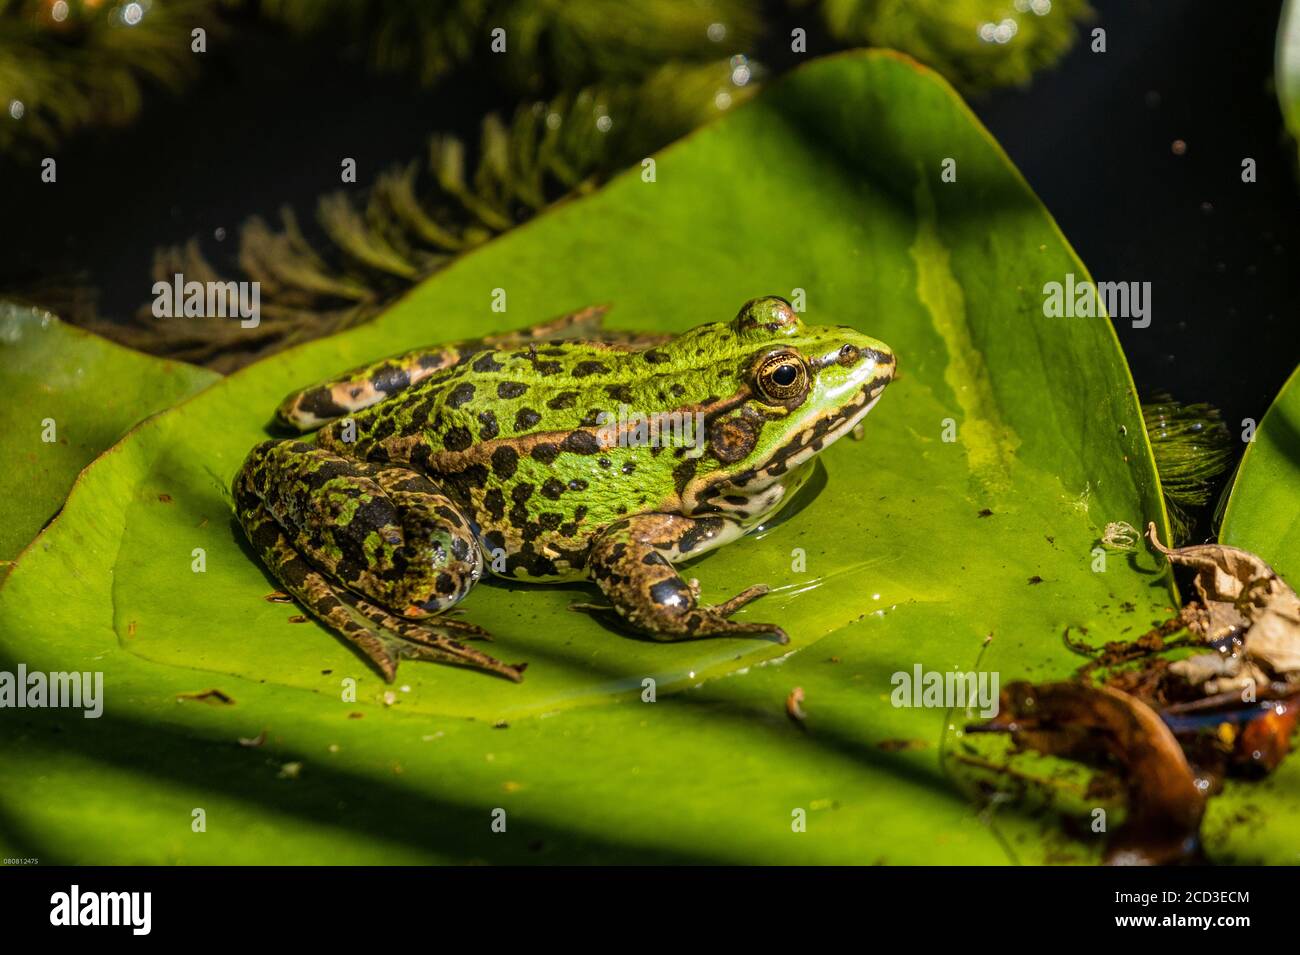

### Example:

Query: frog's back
xmin=331 ymin=336 xmax=735 ymax=581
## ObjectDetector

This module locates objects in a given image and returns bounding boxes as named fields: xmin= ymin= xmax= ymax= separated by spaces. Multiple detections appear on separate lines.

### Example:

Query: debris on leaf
xmin=1147 ymin=523 xmax=1300 ymax=688
xmin=1101 ymin=521 xmax=1138 ymax=550
xmin=278 ymin=761 xmax=302 ymax=780
xmin=238 ymin=729 xmax=268 ymax=748
xmin=176 ymin=688 xmax=235 ymax=705
xmin=785 ymin=686 xmax=806 ymax=723
xmin=971 ymin=681 xmax=1204 ymax=865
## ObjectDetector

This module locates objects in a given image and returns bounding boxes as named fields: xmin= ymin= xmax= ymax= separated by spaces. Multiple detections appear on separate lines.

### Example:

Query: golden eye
xmin=756 ymin=352 xmax=809 ymax=402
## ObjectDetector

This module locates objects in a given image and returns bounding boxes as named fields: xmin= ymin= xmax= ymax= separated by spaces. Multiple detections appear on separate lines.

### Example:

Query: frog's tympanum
xmin=233 ymin=297 xmax=895 ymax=682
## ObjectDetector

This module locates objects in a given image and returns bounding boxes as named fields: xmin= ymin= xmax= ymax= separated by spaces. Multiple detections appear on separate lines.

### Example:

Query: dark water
xmin=2 ymin=0 xmax=1295 ymax=455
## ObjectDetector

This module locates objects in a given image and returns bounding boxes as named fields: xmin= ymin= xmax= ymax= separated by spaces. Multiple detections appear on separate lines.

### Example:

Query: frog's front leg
xmin=580 ymin=514 xmax=789 ymax=644
xmin=234 ymin=440 xmax=526 ymax=682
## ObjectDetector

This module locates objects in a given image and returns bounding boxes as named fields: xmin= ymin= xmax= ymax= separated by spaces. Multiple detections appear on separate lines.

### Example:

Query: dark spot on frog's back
xmin=515 ymin=408 xmax=543 ymax=431
xmin=532 ymin=442 xmax=559 ymax=464
xmin=484 ymin=487 xmax=506 ymax=521
xmin=547 ymin=391 xmax=578 ymax=410
xmin=643 ymin=350 xmax=671 ymax=364
xmin=572 ymin=360 xmax=608 ymax=378
xmin=562 ymin=430 xmax=600 ymax=455
xmin=604 ymin=383 xmax=634 ymax=403
xmin=443 ymin=425 xmax=474 ymax=452
xmin=372 ymin=364 xmax=410 ymax=395
xmin=477 ymin=410 xmax=499 ymax=440
xmin=447 ymin=382 xmax=476 ymax=408
xmin=491 ymin=446 xmax=519 ymax=478
xmin=498 ymin=381 xmax=529 ymax=399
xmin=541 ymin=477 xmax=566 ymax=499
xmin=472 ymin=352 xmax=503 ymax=373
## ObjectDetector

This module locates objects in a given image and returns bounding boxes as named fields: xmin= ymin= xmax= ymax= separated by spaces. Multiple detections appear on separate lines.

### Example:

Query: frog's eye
xmin=755 ymin=351 xmax=809 ymax=402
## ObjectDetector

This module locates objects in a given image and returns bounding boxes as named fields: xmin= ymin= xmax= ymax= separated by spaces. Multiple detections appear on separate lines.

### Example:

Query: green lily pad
xmin=0 ymin=303 xmax=218 ymax=565
xmin=0 ymin=51 xmax=1174 ymax=864
xmin=1219 ymin=364 xmax=1300 ymax=580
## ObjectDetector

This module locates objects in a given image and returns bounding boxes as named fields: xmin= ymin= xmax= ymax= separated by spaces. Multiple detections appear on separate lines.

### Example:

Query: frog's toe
xmin=714 ymin=584 xmax=771 ymax=617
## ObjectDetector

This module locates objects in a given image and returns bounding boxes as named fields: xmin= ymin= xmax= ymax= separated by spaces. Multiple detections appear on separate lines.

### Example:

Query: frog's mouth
xmin=681 ymin=373 xmax=891 ymax=514
xmin=763 ymin=378 xmax=889 ymax=478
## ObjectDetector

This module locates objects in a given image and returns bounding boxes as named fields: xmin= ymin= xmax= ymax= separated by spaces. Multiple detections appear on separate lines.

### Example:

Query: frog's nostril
xmin=838 ymin=343 xmax=860 ymax=367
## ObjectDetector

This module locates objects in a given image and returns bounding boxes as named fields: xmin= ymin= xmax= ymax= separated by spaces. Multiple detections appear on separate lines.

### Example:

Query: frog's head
xmin=683 ymin=296 xmax=895 ymax=504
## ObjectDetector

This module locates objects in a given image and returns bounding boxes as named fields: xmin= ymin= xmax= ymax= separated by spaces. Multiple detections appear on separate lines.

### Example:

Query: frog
xmin=233 ymin=296 xmax=895 ymax=683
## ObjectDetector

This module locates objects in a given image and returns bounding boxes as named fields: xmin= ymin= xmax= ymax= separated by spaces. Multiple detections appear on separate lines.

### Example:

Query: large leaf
xmin=0 ymin=51 xmax=1175 ymax=864
xmin=1220 ymin=364 xmax=1300 ymax=580
xmin=0 ymin=303 xmax=218 ymax=564
xmin=1204 ymin=364 xmax=1300 ymax=862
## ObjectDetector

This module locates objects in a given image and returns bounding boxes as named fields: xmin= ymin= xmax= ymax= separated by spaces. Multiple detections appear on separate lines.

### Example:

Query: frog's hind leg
xmin=272 ymin=305 xmax=617 ymax=432
xmin=234 ymin=442 xmax=525 ymax=681
xmin=578 ymin=514 xmax=789 ymax=644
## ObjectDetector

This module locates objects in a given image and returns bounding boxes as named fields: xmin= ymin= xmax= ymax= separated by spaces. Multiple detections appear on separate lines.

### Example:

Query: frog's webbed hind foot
xmin=583 ymin=516 xmax=789 ymax=645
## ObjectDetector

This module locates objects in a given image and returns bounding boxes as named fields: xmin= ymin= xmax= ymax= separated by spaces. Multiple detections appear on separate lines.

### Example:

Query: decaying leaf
xmin=1147 ymin=523 xmax=1300 ymax=683
xmin=974 ymin=681 xmax=1205 ymax=865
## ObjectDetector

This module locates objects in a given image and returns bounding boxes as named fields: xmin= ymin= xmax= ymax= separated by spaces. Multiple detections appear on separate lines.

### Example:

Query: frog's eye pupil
xmin=772 ymin=364 xmax=798 ymax=387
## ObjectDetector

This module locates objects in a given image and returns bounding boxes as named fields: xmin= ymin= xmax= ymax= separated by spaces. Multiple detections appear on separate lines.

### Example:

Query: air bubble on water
xmin=730 ymin=54 xmax=751 ymax=87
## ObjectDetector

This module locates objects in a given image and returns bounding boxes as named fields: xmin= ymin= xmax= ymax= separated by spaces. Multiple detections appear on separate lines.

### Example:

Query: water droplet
xmin=51 ymin=0 xmax=68 ymax=22
xmin=707 ymin=22 xmax=726 ymax=42
xmin=122 ymin=1 xmax=144 ymax=25
xmin=214 ymin=226 xmax=227 ymax=241
xmin=1031 ymin=0 xmax=1052 ymax=14
xmin=8 ymin=100 xmax=23 ymax=120
xmin=545 ymin=111 xmax=561 ymax=130
xmin=595 ymin=114 xmax=612 ymax=133
xmin=714 ymin=90 xmax=733 ymax=110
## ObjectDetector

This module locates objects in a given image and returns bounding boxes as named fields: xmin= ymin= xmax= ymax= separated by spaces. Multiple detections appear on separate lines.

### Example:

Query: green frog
xmin=233 ymin=297 xmax=895 ymax=682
